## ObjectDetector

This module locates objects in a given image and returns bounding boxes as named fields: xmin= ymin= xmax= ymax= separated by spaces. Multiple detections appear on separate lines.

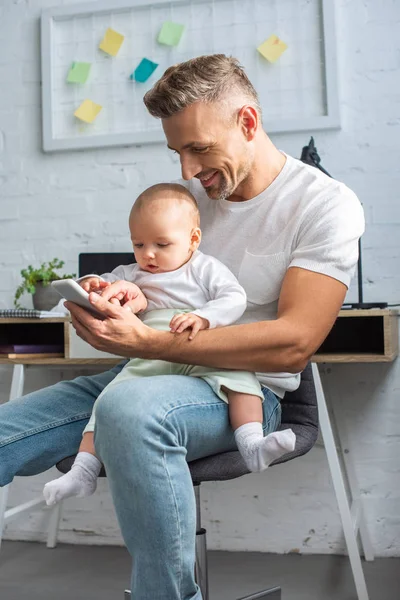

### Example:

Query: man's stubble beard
xmin=215 ymin=159 xmax=252 ymax=201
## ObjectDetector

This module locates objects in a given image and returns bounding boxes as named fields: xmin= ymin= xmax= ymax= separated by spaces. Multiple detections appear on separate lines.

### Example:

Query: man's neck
xmin=228 ymin=134 xmax=286 ymax=203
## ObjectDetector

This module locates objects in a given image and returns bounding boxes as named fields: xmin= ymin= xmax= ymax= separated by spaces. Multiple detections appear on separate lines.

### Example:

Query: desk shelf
xmin=314 ymin=309 xmax=398 ymax=363
xmin=0 ymin=318 xmax=69 ymax=361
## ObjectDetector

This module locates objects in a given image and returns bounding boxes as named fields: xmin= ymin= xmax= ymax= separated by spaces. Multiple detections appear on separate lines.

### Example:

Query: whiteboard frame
xmin=41 ymin=0 xmax=340 ymax=152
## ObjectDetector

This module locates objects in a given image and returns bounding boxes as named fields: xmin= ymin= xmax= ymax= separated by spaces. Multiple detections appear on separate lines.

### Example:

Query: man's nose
xmin=180 ymin=155 xmax=201 ymax=181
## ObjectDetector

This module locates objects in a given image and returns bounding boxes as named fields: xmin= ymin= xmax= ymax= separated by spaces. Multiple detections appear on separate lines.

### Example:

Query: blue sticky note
xmin=131 ymin=58 xmax=158 ymax=83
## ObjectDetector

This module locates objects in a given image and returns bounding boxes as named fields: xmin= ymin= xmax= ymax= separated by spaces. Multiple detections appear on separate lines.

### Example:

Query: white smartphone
xmin=51 ymin=279 xmax=104 ymax=317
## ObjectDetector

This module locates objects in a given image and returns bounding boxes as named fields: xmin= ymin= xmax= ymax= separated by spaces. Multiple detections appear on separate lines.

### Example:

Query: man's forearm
xmin=146 ymin=319 xmax=308 ymax=374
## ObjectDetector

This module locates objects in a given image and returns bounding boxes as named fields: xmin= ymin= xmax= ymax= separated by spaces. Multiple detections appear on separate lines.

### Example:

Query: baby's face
xmin=130 ymin=202 xmax=199 ymax=274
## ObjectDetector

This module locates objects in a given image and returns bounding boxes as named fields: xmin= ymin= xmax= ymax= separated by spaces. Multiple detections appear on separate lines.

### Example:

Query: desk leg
xmin=0 ymin=364 xmax=25 ymax=550
xmin=47 ymin=500 xmax=62 ymax=548
xmin=323 ymin=371 xmax=375 ymax=562
xmin=312 ymin=363 xmax=370 ymax=600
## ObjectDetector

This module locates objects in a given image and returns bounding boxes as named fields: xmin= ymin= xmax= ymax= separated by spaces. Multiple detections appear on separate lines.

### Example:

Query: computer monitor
xmin=78 ymin=252 xmax=135 ymax=277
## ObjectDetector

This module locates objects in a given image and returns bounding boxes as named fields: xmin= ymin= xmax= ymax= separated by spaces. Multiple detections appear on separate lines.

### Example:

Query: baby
xmin=43 ymin=183 xmax=295 ymax=505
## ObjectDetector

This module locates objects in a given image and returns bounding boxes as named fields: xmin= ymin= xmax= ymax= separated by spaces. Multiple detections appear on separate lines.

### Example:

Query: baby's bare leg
xmin=43 ymin=432 xmax=102 ymax=505
xmin=227 ymin=390 xmax=296 ymax=473
xmin=227 ymin=390 xmax=263 ymax=430
xmin=79 ymin=431 xmax=97 ymax=455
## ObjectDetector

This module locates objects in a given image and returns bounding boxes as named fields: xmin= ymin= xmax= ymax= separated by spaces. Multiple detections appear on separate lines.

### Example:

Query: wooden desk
xmin=0 ymin=308 xmax=398 ymax=366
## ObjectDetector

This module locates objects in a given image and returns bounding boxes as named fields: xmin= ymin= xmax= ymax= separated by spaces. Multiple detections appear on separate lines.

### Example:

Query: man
xmin=0 ymin=55 xmax=364 ymax=599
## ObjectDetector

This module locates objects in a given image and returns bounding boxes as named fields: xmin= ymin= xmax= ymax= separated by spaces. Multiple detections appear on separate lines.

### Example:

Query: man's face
xmin=162 ymin=102 xmax=253 ymax=200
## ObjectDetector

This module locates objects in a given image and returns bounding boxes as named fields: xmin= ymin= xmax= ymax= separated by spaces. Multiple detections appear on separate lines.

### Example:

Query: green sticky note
xmin=157 ymin=21 xmax=185 ymax=46
xmin=131 ymin=58 xmax=159 ymax=83
xmin=67 ymin=62 xmax=91 ymax=84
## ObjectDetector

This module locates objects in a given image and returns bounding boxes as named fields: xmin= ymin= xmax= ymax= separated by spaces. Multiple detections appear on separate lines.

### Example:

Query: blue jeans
xmin=0 ymin=362 xmax=281 ymax=600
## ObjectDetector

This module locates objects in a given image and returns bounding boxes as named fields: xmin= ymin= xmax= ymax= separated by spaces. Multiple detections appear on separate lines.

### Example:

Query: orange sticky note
xmin=74 ymin=99 xmax=102 ymax=123
xmin=257 ymin=35 xmax=288 ymax=63
xmin=99 ymin=28 xmax=125 ymax=56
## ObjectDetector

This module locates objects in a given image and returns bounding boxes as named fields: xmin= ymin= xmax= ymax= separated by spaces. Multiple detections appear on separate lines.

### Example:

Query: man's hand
xmin=65 ymin=292 xmax=155 ymax=357
xmin=169 ymin=313 xmax=210 ymax=340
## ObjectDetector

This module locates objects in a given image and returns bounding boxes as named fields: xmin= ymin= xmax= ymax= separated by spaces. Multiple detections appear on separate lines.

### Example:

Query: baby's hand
xmin=170 ymin=313 xmax=210 ymax=340
xmin=121 ymin=289 xmax=148 ymax=314
xmin=100 ymin=280 xmax=147 ymax=313
xmin=79 ymin=277 xmax=110 ymax=294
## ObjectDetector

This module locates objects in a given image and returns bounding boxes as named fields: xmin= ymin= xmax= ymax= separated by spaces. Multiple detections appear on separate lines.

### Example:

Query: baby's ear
xmin=190 ymin=227 xmax=202 ymax=249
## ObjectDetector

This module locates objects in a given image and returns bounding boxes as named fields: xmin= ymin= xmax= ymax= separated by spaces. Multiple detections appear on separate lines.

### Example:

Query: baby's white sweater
xmin=81 ymin=250 xmax=247 ymax=330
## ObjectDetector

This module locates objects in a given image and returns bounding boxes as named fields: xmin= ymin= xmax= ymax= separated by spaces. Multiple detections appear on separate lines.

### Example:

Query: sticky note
xmin=157 ymin=21 xmax=185 ymax=46
xmin=257 ymin=35 xmax=288 ymax=63
xmin=99 ymin=28 xmax=125 ymax=56
xmin=67 ymin=62 xmax=91 ymax=84
xmin=130 ymin=58 xmax=158 ymax=83
xmin=74 ymin=99 xmax=102 ymax=123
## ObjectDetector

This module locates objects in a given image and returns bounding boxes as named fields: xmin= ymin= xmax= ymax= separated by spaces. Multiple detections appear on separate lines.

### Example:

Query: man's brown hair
xmin=143 ymin=54 xmax=262 ymax=120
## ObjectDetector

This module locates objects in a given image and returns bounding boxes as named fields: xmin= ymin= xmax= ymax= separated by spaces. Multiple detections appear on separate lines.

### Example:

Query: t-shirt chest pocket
xmin=238 ymin=251 xmax=288 ymax=305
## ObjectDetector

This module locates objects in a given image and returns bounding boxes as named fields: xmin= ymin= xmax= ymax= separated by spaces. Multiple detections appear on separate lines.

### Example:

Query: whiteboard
xmin=41 ymin=0 xmax=340 ymax=152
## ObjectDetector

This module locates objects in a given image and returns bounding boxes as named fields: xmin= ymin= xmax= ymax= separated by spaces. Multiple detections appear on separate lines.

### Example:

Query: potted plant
xmin=14 ymin=258 xmax=76 ymax=310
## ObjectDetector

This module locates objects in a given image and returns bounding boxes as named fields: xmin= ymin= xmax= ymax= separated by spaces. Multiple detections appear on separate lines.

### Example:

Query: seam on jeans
xmin=0 ymin=413 xmax=91 ymax=448
xmin=162 ymin=448 xmax=183 ymax=596
xmin=160 ymin=400 xmax=223 ymax=426
xmin=159 ymin=396 xmax=281 ymax=434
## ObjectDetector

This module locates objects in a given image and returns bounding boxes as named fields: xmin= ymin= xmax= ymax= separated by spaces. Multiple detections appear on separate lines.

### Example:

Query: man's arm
xmin=67 ymin=266 xmax=346 ymax=373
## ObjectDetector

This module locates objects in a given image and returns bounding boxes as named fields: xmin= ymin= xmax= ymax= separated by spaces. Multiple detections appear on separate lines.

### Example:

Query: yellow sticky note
xmin=99 ymin=28 xmax=125 ymax=56
xmin=74 ymin=99 xmax=102 ymax=123
xmin=257 ymin=35 xmax=288 ymax=63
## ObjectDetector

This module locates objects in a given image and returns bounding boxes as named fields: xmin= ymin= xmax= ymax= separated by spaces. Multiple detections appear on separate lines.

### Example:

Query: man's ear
xmin=238 ymin=105 xmax=258 ymax=141
xmin=190 ymin=227 xmax=202 ymax=250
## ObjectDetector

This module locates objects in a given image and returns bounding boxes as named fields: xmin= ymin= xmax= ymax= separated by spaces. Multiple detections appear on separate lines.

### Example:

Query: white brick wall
xmin=1 ymin=0 xmax=400 ymax=557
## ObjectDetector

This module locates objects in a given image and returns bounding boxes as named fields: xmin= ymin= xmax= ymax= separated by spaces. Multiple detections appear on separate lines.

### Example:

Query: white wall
xmin=1 ymin=0 xmax=400 ymax=557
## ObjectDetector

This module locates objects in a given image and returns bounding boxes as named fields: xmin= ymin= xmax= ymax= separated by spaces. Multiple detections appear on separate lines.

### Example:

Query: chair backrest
xmin=189 ymin=363 xmax=319 ymax=483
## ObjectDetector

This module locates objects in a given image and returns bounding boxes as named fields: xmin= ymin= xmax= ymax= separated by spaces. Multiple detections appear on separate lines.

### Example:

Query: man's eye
xmin=192 ymin=147 xmax=209 ymax=153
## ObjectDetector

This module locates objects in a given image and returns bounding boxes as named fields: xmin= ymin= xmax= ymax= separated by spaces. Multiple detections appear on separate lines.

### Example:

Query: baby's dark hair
xmin=132 ymin=183 xmax=200 ymax=226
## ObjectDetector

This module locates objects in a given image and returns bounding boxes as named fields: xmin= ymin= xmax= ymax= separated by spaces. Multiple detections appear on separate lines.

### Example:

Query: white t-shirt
xmin=86 ymin=250 xmax=247 ymax=330
xmin=179 ymin=153 xmax=365 ymax=396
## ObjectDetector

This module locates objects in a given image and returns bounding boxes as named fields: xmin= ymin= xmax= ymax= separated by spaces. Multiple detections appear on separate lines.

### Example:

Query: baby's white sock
xmin=234 ymin=423 xmax=296 ymax=472
xmin=43 ymin=452 xmax=102 ymax=506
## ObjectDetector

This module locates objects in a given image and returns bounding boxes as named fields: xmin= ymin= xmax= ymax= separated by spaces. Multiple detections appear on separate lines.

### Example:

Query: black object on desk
xmin=300 ymin=137 xmax=387 ymax=310
xmin=78 ymin=252 xmax=135 ymax=277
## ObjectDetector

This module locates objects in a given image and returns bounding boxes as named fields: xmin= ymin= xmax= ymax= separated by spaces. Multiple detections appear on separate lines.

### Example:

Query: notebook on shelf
xmin=0 ymin=344 xmax=64 ymax=359
xmin=0 ymin=309 xmax=67 ymax=319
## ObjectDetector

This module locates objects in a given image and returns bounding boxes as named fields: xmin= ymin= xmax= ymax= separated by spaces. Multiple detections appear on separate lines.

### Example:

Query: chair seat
xmin=57 ymin=364 xmax=318 ymax=484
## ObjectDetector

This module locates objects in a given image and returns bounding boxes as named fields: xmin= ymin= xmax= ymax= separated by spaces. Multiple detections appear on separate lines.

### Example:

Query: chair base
xmin=124 ymin=588 xmax=281 ymax=599
xmin=237 ymin=588 xmax=281 ymax=600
